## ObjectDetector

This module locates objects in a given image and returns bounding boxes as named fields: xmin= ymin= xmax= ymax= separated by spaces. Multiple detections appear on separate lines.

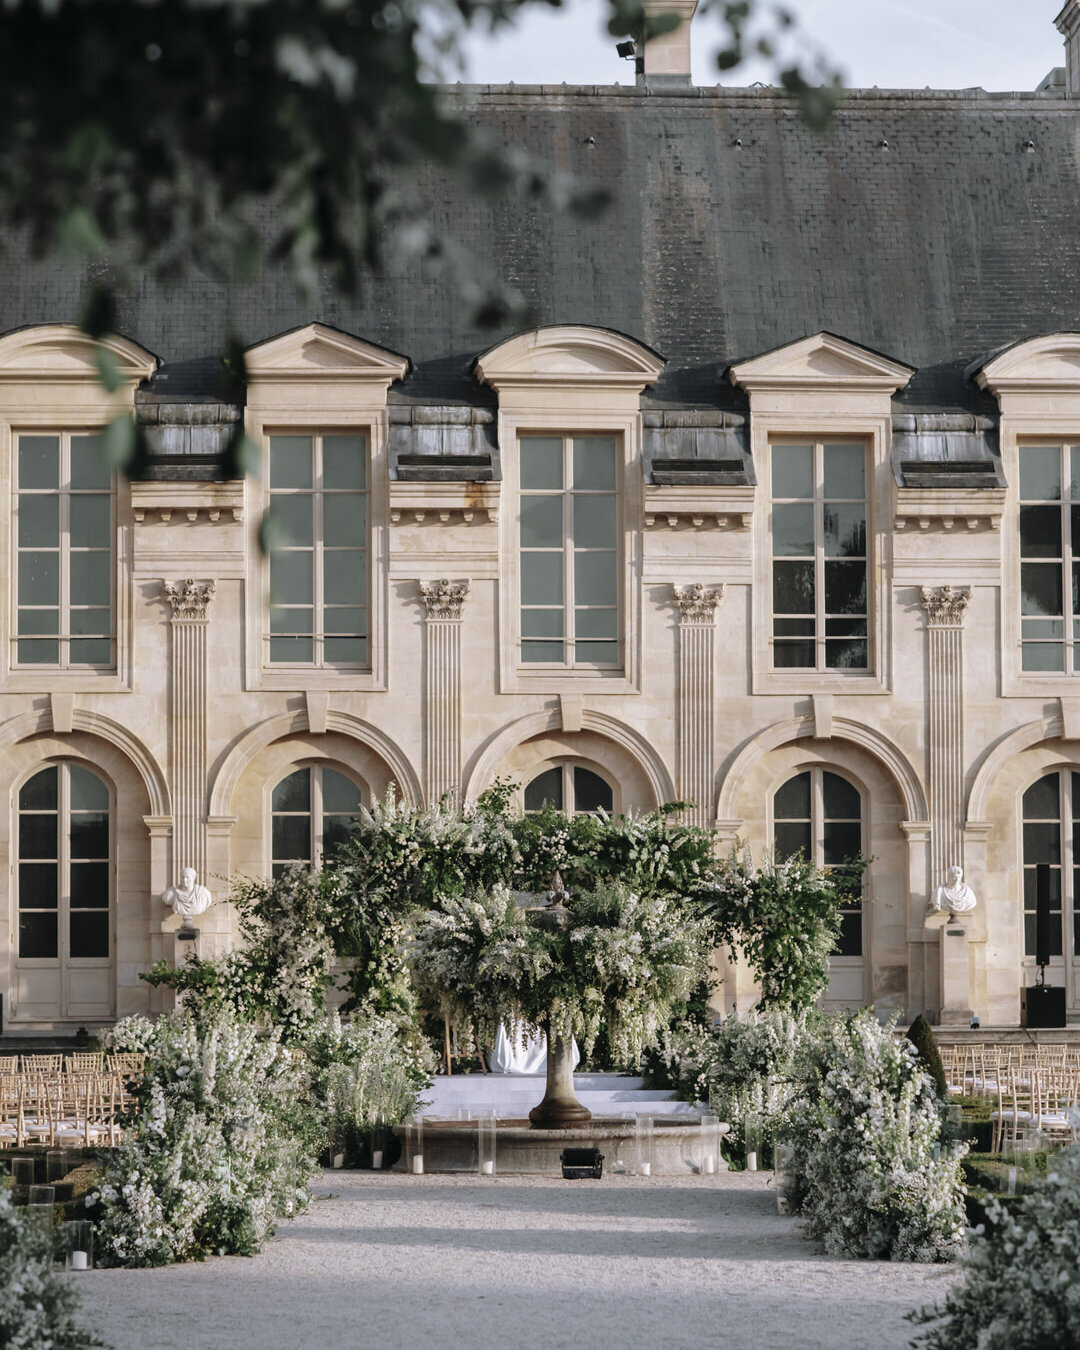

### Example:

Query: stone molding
xmin=420 ymin=578 xmax=470 ymax=620
xmin=672 ymin=583 xmax=725 ymax=624
xmin=672 ymin=583 xmax=722 ymax=826
xmin=162 ymin=579 xmax=216 ymax=621
xmin=919 ymin=585 xmax=970 ymax=627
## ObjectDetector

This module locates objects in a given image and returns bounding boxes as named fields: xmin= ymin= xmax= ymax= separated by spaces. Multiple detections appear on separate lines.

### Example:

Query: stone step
xmin=419 ymin=1073 xmax=698 ymax=1118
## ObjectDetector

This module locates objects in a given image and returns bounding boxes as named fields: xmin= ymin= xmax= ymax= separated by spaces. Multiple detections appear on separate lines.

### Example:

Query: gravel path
xmin=74 ymin=1171 xmax=959 ymax=1350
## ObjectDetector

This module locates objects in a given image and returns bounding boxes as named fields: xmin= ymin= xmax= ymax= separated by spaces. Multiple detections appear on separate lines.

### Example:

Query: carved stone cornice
xmin=163 ymin=579 xmax=216 ymax=620
xmin=420 ymin=578 xmax=470 ymax=620
xmin=672 ymin=583 xmax=725 ymax=624
xmin=920 ymin=585 xmax=971 ymax=627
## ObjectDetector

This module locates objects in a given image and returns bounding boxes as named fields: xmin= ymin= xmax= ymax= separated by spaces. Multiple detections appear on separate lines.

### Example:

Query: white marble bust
xmin=162 ymin=868 xmax=214 ymax=922
xmin=930 ymin=864 xmax=976 ymax=915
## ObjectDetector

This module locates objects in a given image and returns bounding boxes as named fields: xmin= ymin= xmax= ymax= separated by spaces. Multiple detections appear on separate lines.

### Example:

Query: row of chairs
xmin=989 ymin=1065 xmax=1079 ymax=1152
xmin=941 ymin=1043 xmax=1080 ymax=1097
xmin=0 ymin=1052 xmax=144 ymax=1077
xmin=0 ymin=1071 xmax=136 ymax=1150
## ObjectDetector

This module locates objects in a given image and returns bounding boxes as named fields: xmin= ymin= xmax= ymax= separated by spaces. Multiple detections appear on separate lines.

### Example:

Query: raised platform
xmin=392 ymin=1115 xmax=728 ymax=1175
xmin=419 ymin=1072 xmax=698 ymax=1119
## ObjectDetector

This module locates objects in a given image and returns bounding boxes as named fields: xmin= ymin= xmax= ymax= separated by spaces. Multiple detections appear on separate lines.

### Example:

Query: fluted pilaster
xmin=162 ymin=580 xmax=215 ymax=882
xmin=673 ymin=584 xmax=724 ymax=827
xmin=920 ymin=586 xmax=970 ymax=887
xmin=420 ymin=579 xmax=469 ymax=806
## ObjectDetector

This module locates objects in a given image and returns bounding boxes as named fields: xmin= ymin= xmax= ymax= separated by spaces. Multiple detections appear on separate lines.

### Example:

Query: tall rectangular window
xmin=1018 ymin=442 xmax=1080 ymax=673
xmin=771 ymin=440 xmax=868 ymax=670
xmin=267 ymin=433 xmax=368 ymax=666
xmin=519 ymin=434 xmax=619 ymax=667
xmin=15 ymin=432 xmax=113 ymax=668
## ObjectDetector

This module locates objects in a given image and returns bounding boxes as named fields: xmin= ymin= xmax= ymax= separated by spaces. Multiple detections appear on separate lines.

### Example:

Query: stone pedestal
xmin=931 ymin=913 xmax=973 ymax=1025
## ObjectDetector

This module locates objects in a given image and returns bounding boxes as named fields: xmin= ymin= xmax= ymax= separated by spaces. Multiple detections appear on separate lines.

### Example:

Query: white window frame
xmin=520 ymin=758 xmax=619 ymax=816
xmin=1019 ymin=767 xmax=1077 ymax=1001
xmin=268 ymin=761 xmax=367 ymax=874
xmin=243 ymin=324 xmax=407 ymax=694
xmin=0 ymin=325 xmax=155 ymax=693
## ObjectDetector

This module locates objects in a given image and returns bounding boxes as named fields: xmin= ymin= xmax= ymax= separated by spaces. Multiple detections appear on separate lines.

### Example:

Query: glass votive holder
xmin=46 ymin=1150 xmax=69 ymax=1183
xmin=405 ymin=1118 xmax=424 ymax=1174
xmin=744 ymin=1115 xmax=761 ymax=1173
xmin=28 ymin=1185 xmax=55 ymax=1206
xmin=62 ymin=1220 xmax=94 ymax=1271
xmin=478 ymin=1111 xmax=497 ymax=1177
xmin=699 ymin=1113 xmax=721 ymax=1176
xmin=635 ymin=1114 xmax=654 ymax=1177
xmin=12 ymin=1156 xmax=36 ymax=1188
xmin=773 ymin=1142 xmax=794 ymax=1216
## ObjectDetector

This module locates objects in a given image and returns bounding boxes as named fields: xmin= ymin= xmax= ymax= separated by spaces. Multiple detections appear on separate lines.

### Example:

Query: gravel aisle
xmin=74 ymin=1171 xmax=958 ymax=1350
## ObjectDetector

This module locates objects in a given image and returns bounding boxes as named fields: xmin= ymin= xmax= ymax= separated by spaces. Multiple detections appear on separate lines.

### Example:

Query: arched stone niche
xmin=0 ymin=731 xmax=154 ymax=1024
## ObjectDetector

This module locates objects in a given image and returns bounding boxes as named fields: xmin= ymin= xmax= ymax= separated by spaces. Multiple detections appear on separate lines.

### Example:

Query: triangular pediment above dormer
xmin=975 ymin=333 xmax=1080 ymax=394
xmin=475 ymin=325 xmax=665 ymax=390
xmin=0 ymin=324 xmax=158 ymax=383
xmin=244 ymin=323 xmax=410 ymax=383
xmin=728 ymin=332 xmax=915 ymax=393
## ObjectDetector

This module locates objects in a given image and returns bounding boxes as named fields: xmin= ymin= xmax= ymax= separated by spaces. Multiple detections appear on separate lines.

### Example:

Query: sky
xmin=460 ymin=0 xmax=1067 ymax=92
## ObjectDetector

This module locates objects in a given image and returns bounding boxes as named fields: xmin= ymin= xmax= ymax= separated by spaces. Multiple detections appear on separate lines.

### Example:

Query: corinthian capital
xmin=920 ymin=585 xmax=970 ymax=627
xmin=420 ymin=578 xmax=470 ymax=619
xmin=673 ymin=583 xmax=724 ymax=623
xmin=162 ymin=579 xmax=216 ymax=620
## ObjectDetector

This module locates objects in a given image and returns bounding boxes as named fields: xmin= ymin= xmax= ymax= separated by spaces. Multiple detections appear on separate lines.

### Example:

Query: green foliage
xmin=0 ymin=1188 xmax=104 ymax=1350
xmin=906 ymin=1013 xmax=948 ymax=1101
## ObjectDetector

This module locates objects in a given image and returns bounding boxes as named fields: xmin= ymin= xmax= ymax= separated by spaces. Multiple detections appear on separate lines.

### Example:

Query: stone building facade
xmin=3 ymin=5 xmax=1080 ymax=1034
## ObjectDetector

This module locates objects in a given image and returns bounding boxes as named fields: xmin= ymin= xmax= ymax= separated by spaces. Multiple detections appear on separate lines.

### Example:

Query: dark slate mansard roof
xmin=3 ymin=83 xmax=1079 ymax=484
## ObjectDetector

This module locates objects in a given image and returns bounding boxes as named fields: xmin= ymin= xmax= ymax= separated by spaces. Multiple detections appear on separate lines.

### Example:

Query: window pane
xmin=774 ymin=773 xmax=811 ymax=819
xmin=322 ymin=817 xmax=356 ymax=858
xmin=522 ymin=609 xmax=564 ymax=638
xmin=574 ymin=552 xmax=617 ymax=606
xmin=772 ymin=503 xmax=814 ymax=556
xmin=270 ymin=636 xmax=313 ymax=662
xmin=1024 ymin=867 xmax=1062 ymax=908
xmin=20 ymin=767 xmax=57 ymax=811
xmin=70 ymin=813 xmax=108 ymax=859
xmin=70 ymin=609 xmax=111 ymax=637
xmin=324 ymin=637 xmax=367 ymax=663
xmin=270 ymin=436 xmax=313 ymax=489
xmin=71 ymin=862 xmax=110 ymax=908
xmin=574 ymin=768 xmax=613 ymax=813
xmin=772 ymin=445 xmax=813 ymax=498
xmin=522 ymin=640 xmax=565 ymax=664
xmin=273 ymin=769 xmax=310 ymax=812
xmin=1022 ymin=643 xmax=1065 ymax=672
xmin=69 ymin=639 xmax=110 ymax=664
xmin=271 ymin=552 xmax=314 ymax=605
xmin=1023 ymin=822 xmax=1061 ymax=860
xmin=520 ymin=437 xmax=563 ymax=490
xmin=575 ymin=607 xmax=617 ymax=639
xmin=824 ymin=561 xmax=866 ymax=615
xmin=575 ymin=640 xmax=618 ymax=664
xmin=69 ymin=765 xmax=108 ymax=810
xmin=322 ymin=769 xmax=364 ymax=813
xmin=823 ymin=504 xmax=866 ymax=558
xmin=823 ymin=444 xmax=865 ymax=499
xmin=69 ymin=912 xmax=109 ymax=959
xmin=19 ymin=436 xmax=59 ymax=489
xmin=774 ymin=821 xmax=812 ymax=859
xmin=20 ymin=863 xmax=57 ymax=908
xmin=70 ymin=436 xmax=109 ymax=489
xmin=18 ymin=495 xmax=58 ymax=548
xmin=271 ymin=494 xmax=314 ymax=547
xmin=1021 ymin=563 xmax=1064 ymax=616
xmin=322 ymin=435 xmax=366 ymax=490
xmin=70 ymin=494 xmax=110 ymax=548
xmin=19 ymin=912 xmax=57 ymax=959
xmin=324 ymin=550 xmax=365 ymax=605
xmin=17 ymin=639 xmax=59 ymax=664
xmin=825 ymin=639 xmax=868 ymax=670
xmin=520 ymin=495 xmax=563 ymax=548
xmin=272 ymin=816 xmax=311 ymax=863
xmin=1019 ymin=445 xmax=1061 ymax=500
xmin=324 ymin=606 xmax=366 ymax=635
xmin=19 ymin=553 xmax=59 ymax=605
xmin=19 ymin=814 xmax=57 ymax=859
xmin=271 ymin=607 xmax=313 ymax=635
xmin=823 ymin=820 xmax=862 ymax=866
xmin=773 ymin=561 xmax=814 ymax=613
xmin=323 ymin=494 xmax=366 ymax=546
xmin=774 ymin=641 xmax=815 ymax=667
xmin=1026 ymin=772 xmax=1063 ymax=822
xmin=1020 ymin=505 xmax=1062 ymax=558
xmin=19 ymin=609 xmax=59 ymax=635
xmin=835 ymin=910 xmax=862 ymax=957
xmin=823 ymin=771 xmax=860 ymax=818
xmin=521 ymin=553 xmax=562 ymax=605
xmin=70 ymin=552 xmax=111 ymax=607
xmin=524 ymin=768 xmax=562 ymax=811
xmin=573 ymin=437 xmax=617 ymax=491
xmin=572 ymin=494 xmax=616 ymax=548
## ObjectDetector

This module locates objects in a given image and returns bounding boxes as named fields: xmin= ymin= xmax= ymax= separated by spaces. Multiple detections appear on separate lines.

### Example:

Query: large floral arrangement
xmin=89 ymin=1006 xmax=319 ymax=1266
xmin=304 ymin=1009 xmax=433 ymax=1139
xmin=0 ymin=1188 xmax=103 ymax=1350
xmin=787 ymin=1011 xmax=967 ymax=1263
xmin=412 ymin=880 xmax=712 ymax=1064
xmin=913 ymin=1141 xmax=1080 ymax=1348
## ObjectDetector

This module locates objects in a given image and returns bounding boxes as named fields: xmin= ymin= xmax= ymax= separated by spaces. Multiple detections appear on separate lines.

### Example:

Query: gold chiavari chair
xmin=0 ymin=1077 xmax=24 ymax=1149
xmin=991 ymin=1064 xmax=1036 ymax=1153
xmin=105 ymin=1052 xmax=146 ymax=1077
xmin=65 ymin=1052 xmax=105 ymax=1074
xmin=21 ymin=1053 xmax=62 ymax=1074
xmin=0 ymin=1056 xmax=18 ymax=1075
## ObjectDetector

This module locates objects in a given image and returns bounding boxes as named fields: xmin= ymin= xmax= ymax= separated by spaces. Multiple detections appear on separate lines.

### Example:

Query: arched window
xmin=1021 ymin=770 xmax=1080 ymax=959
xmin=773 ymin=768 xmax=863 ymax=957
xmin=17 ymin=762 xmax=110 ymax=963
xmin=523 ymin=763 xmax=614 ymax=815
xmin=270 ymin=765 xmax=364 ymax=875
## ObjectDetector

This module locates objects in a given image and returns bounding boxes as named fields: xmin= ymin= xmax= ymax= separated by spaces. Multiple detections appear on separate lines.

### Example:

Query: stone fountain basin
xmin=392 ymin=1116 xmax=729 ymax=1175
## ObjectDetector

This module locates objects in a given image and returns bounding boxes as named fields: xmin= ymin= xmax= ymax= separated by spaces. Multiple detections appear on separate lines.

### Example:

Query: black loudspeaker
xmin=1036 ymin=862 xmax=1053 ymax=970
xmin=1025 ymin=984 xmax=1067 ymax=1028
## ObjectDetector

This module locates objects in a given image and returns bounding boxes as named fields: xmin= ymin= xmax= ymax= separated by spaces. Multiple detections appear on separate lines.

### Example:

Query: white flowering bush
xmin=101 ymin=1013 xmax=158 ymax=1056
xmin=305 ymin=1009 xmax=433 ymax=1140
xmin=88 ymin=1007 xmax=319 ymax=1266
xmin=787 ymin=1011 xmax=967 ymax=1263
xmin=913 ymin=1142 xmax=1080 ymax=1347
xmin=0 ymin=1188 xmax=103 ymax=1350
xmin=412 ymin=880 xmax=712 ymax=1065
